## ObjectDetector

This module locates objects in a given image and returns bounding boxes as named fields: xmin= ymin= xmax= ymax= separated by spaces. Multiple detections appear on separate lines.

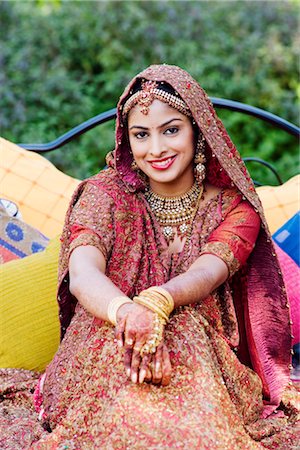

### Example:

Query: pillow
xmin=0 ymin=204 xmax=49 ymax=264
xmin=0 ymin=235 xmax=61 ymax=372
xmin=274 ymin=242 xmax=300 ymax=346
xmin=273 ymin=211 xmax=299 ymax=266
xmin=256 ymin=174 xmax=300 ymax=234
xmin=0 ymin=137 xmax=80 ymax=238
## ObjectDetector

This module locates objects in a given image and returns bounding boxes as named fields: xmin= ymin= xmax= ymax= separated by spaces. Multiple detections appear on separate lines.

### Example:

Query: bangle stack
xmin=133 ymin=287 xmax=174 ymax=356
xmin=107 ymin=296 xmax=133 ymax=326
xmin=133 ymin=287 xmax=174 ymax=322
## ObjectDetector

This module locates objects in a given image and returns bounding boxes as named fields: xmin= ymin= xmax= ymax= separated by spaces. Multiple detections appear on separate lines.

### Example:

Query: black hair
xmin=130 ymin=78 xmax=178 ymax=96
xmin=126 ymin=78 xmax=199 ymax=136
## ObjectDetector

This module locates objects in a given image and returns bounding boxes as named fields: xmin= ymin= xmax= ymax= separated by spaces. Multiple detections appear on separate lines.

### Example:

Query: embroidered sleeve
xmin=68 ymin=182 xmax=115 ymax=260
xmin=200 ymin=200 xmax=261 ymax=277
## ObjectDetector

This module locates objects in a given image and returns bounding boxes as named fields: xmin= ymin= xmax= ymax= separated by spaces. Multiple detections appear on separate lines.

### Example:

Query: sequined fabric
xmin=0 ymin=65 xmax=297 ymax=449
xmin=28 ymin=185 xmax=300 ymax=447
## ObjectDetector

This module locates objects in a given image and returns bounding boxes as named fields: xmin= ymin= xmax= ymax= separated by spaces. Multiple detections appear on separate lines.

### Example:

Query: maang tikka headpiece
xmin=122 ymin=80 xmax=192 ymax=117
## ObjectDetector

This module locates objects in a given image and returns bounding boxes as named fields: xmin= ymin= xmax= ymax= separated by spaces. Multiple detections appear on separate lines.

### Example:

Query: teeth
xmin=152 ymin=157 xmax=173 ymax=167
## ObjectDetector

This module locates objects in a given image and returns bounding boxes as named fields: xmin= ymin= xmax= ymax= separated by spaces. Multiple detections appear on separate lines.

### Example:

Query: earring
xmin=131 ymin=159 xmax=138 ymax=171
xmin=194 ymin=134 xmax=206 ymax=184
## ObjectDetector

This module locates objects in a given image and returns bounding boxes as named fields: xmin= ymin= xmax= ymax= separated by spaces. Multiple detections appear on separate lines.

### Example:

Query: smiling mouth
xmin=148 ymin=155 xmax=176 ymax=170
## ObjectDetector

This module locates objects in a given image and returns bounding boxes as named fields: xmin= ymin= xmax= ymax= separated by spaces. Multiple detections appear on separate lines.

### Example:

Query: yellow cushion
xmin=0 ymin=235 xmax=60 ymax=372
xmin=0 ymin=137 xmax=80 ymax=238
xmin=257 ymin=175 xmax=300 ymax=234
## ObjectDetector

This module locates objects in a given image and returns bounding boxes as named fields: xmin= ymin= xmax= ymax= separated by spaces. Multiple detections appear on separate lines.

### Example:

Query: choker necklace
xmin=145 ymin=182 xmax=204 ymax=243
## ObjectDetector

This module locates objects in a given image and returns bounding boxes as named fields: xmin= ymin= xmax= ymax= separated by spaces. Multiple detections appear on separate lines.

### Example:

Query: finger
xmin=124 ymin=327 xmax=135 ymax=349
xmin=115 ymin=315 xmax=126 ymax=348
xmin=161 ymin=345 xmax=172 ymax=386
xmin=133 ymin=340 xmax=144 ymax=354
xmin=138 ymin=354 xmax=152 ymax=384
xmin=124 ymin=347 xmax=133 ymax=378
xmin=130 ymin=349 xmax=142 ymax=384
xmin=152 ymin=345 xmax=163 ymax=385
xmin=144 ymin=367 xmax=152 ymax=383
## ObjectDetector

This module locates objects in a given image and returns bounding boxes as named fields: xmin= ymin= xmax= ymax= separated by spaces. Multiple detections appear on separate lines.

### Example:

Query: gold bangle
xmin=136 ymin=286 xmax=174 ymax=320
xmin=148 ymin=287 xmax=174 ymax=312
xmin=133 ymin=295 xmax=169 ymax=322
xmin=139 ymin=287 xmax=174 ymax=309
xmin=140 ymin=290 xmax=172 ymax=316
xmin=107 ymin=296 xmax=133 ymax=326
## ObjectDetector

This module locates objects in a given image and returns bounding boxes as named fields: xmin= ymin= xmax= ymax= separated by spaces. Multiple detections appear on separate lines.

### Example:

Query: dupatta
xmin=58 ymin=65 xmax=291 ymax=417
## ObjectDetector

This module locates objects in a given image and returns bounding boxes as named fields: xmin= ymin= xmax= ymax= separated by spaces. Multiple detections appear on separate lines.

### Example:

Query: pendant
xmin=163 ymin=226 xmax=174 ymax=240
xmin=179 ymin=223 xmax=188 ymax=234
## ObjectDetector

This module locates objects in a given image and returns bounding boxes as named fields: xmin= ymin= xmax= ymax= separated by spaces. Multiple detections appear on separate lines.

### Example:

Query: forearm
xmin=161 ymin=254 xmax=228 ymax=308
xmin=70 ymin=268 xmax=130 ymax=322
xmin=69 ymin=245 xmax=132 ymax=322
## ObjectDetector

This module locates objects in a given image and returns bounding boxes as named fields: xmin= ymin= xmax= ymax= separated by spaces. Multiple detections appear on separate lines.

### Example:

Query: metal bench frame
xmin=19 ymin=98 xmax=300 ymax=186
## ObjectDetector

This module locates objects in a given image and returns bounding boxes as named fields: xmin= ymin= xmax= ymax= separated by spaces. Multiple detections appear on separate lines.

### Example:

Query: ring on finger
xmin=133 ymin=344 xmax=144 ymax=353
xmin=125 ymin=338 xmax=134 ymax=347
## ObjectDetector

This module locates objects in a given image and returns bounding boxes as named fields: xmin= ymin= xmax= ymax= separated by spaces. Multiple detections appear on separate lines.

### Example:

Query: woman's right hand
xmin=115 ymin=302 xmax=157 ymax=350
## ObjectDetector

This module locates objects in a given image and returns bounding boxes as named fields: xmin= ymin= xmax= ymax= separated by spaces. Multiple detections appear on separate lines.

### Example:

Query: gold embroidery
xmin=200 ymin=241 xmax=240 ymax=277
xmin=69 ymin=232 xmax=108 ymax=260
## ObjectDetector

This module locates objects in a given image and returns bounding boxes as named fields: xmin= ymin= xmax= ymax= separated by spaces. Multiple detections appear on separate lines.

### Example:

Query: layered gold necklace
xmin=145 ymin=182 xmax=204 ymax=243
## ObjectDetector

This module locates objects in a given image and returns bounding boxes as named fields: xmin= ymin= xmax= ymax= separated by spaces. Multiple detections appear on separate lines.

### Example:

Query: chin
xmin=149 ymin=173 xmax=179 ymax=185
xmin=153 ymin=168 xmax=192 ymax=184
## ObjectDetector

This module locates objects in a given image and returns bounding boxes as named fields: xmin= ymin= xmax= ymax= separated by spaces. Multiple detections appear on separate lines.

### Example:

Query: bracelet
xmin=150 ymin=286 xmax=175 ymax=313
xmin=133 ymin=286 xmax=174 ymax=321
xmin=107 ymin=296 xmax=133 ymax=326
xmin=140 ymin=313 xmax=165 ymax=357
xmin=142 ymin=286 xmax=174 ymax=316
xmin=132 ymin=286 xmax=174 ymax=357
xmin=133 ymin=295 xmax=169 ymax=322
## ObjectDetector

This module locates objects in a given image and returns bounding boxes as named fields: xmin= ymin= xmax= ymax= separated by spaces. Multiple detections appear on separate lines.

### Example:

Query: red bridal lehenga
xmin=0 ymin=65 xmax=298 ymax=449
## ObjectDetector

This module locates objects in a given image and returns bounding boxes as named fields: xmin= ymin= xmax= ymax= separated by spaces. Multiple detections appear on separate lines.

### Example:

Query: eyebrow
xmin=129 ymin=118 xmax=183 ymax=131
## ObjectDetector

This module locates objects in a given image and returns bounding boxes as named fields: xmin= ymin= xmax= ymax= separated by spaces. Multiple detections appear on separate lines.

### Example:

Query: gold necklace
xmin=145 ymin=182 xmax=204 ymax=243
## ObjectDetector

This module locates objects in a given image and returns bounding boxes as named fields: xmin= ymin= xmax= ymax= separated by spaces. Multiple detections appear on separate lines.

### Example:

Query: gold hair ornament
xmin=122 ymin=81 xmax=192 ymax=117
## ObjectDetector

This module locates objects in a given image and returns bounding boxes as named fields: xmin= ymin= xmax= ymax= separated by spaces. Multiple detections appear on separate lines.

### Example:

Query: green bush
xmin=1 ymin=0 xmax=299 ymax=184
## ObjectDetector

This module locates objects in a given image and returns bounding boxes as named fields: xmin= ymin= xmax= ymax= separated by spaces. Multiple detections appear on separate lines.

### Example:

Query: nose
xmin=149 ymin=134 xmax=167 ymax=157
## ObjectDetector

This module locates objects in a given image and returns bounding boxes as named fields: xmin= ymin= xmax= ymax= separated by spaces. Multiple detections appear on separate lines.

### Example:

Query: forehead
xmin=127 ymin=99 xmax=188 ymax=126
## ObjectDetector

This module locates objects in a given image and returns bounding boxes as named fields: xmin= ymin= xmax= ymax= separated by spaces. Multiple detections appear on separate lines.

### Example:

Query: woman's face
xmin=128 ymin=99 xmax=195 ymax=196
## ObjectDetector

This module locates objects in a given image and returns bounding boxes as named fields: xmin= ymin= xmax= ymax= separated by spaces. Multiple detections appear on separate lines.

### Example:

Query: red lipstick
xmin=148 ymin=155 xmax=176 ymax=170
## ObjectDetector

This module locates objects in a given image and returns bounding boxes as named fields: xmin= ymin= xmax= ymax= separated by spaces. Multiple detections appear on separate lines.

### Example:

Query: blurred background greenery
xmin=1 ymin=0 xmax=299 ymax=184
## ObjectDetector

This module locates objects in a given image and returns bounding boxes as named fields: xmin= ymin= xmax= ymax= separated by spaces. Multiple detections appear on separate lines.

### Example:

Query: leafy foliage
xmin=1 ymin=0 xmax=299 ymax=184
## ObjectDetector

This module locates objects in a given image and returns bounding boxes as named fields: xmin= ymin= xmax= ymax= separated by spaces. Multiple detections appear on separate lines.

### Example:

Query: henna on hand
xmin=152 ymin=343 xmax=172 ymax=386
xmin=116 ymin=303 xmax=160 ymax=383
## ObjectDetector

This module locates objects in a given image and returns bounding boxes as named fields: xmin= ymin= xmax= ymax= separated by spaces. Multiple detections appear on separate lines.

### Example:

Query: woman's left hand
xmin=124 ymin=341 xmax=172 ymax=386
xmin=148 ymin=342 xmax=172 ymax=386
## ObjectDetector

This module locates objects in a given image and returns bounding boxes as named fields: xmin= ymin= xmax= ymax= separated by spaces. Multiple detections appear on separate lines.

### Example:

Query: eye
xmin=164 ymin=127 xmax=179 ymax=135
xmin=134 ymin=131 xmax=148 ymax=139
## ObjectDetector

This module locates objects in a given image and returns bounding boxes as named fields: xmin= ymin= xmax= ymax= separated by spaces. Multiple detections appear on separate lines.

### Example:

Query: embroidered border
xmin=200 ymin=241 xmax=240 ymax=277
xmin=69 ymin=232 xmax=108 ymax=260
